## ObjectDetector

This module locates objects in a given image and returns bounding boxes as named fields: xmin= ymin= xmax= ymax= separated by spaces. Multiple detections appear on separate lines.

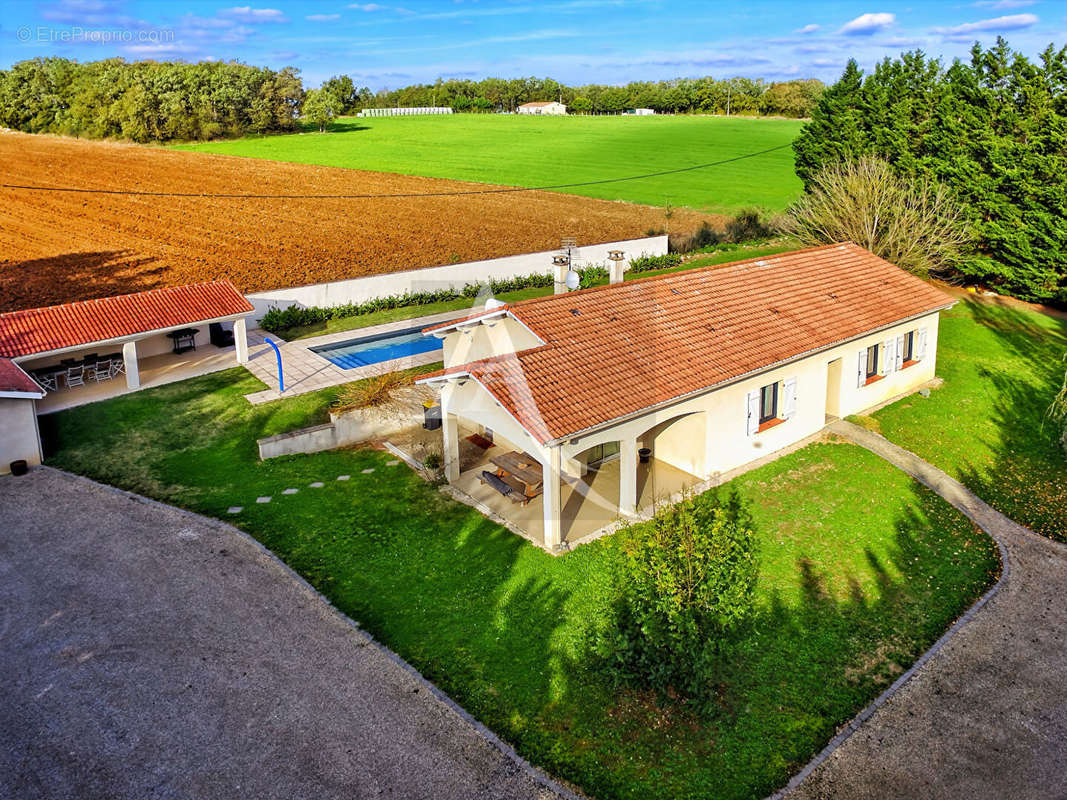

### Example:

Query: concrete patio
xmin=35 ymin=346 xmax=241 ymax=414
xmin=450 ymin=426 xmax=700 ymax=549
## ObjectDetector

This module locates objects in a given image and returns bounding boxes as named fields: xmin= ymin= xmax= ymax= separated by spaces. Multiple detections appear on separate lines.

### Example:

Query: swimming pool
xmin=310 ymin=326 xmax=442 ymax=370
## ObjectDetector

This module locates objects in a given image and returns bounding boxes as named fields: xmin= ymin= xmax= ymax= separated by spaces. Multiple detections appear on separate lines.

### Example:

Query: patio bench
xmin=479 ymin=470 xmax=532 ymax=505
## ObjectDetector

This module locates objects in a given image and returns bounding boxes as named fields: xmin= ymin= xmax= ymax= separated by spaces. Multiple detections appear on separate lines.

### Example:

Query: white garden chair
xmin=91 ymin=360 xmax=112 ymax=382
xmin=66 ymin=366 xmax=85 ymax=388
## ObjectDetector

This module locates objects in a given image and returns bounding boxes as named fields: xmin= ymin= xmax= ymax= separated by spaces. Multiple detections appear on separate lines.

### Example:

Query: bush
xmin=595 ymin=493 xmax=758 ymax=705
xmin=628 ymin=253 xmax=683 ymax=273
xmin=333 ymin=371 xmax=412 ymax=412
xmin=780 ymin=156 xmax=974 ymax=279
xmin=668 ymin=221 xmax=721 ymax=253
xmin=724 ymin=208 xmax=773 ymax=243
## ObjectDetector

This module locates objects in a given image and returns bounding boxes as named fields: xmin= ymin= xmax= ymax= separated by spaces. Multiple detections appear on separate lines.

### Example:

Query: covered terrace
xmin=0 ymin=281 xmax=253 ymax=414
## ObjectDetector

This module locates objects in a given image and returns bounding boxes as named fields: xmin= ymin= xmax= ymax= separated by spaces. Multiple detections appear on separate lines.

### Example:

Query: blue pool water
xmin=311 ymin=327 xmax=442 ymax=370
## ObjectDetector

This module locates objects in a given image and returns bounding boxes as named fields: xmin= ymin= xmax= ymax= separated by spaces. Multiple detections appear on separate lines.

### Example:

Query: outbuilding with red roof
xmin=0 ymin=281 xmax=254 ymax=473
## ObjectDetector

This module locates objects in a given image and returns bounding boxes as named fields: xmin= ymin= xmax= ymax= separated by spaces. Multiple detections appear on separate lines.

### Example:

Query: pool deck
xmin=242 ymin=309 xmax=466 ymax=405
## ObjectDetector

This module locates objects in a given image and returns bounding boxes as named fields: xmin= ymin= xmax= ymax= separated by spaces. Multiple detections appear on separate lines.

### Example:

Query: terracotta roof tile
xmin=0 ymin=281 xmax=253 ymax=359
xmin=425 ymin=243 xmax=953 ymax=443
xmin=0 ymin=358 xmax=44 ymax=395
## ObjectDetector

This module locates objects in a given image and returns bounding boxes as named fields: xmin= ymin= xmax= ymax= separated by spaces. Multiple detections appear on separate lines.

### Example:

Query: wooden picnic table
xmin=488 ymin=451 xmax=544 ymax=497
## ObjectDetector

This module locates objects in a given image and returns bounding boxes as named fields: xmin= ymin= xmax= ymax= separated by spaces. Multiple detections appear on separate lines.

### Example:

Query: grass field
xmin=44 ymin=365 xmax=996 ymax=800
xmin=176 ymin=115 xmax=805 ymax=213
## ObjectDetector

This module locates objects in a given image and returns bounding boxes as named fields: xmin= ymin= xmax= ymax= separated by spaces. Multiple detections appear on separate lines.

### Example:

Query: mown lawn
xmin=861 ymin=297 xmax=1067 ymax=542
xmin=44 ymin=368 xmax=997 ymax=800
xmin=276 ymin=241 xmax=800 ymax=341
xmin=176 ymin=114 xmax=804 ymax=213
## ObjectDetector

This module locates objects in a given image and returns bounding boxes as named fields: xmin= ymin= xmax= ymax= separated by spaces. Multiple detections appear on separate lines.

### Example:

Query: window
xmin=759 ymin=382 xmax=778 ymax=424
xmin=901 ymin=331 xmax=915 ymax=363
xmin=865 ymin=344 xmax=879 ymax=379
xmin=586 ymin=441 xmax=620 ymax=465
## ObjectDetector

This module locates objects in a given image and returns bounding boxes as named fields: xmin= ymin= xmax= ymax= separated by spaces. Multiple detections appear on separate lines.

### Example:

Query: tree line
xmin=0 ymin=58 xmax=302 ymax=142
xmin=327 ymin=75 xmax=824 ymax=118
xmin=793 ymin=38 xmax=1066 ymax=305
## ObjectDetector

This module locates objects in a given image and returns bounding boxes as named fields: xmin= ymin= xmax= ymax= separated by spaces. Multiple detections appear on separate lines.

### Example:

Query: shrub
xmin=668 ymin=221 xmax=721 ymax=253
xmin=628 ymin=253 xmax=683 ymax=273
xmin=724 ymin=207 xmax=773 ymax=243
xmin=780 ymin=155 xmax=974 ymax=279
xmin=333 ymin=371 xmax=412 ymax=412
xmin=595 ymin=493 xmax=758 ymax=705
xmin=1048 ymin=355 xmax=1067 ymax=453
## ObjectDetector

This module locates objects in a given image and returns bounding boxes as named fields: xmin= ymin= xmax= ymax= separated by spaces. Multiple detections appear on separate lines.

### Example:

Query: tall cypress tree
xmin=793 ymin=40 xmax=1067 ymax=304
xmin=793 ymin=59 xmax=866 ymax=186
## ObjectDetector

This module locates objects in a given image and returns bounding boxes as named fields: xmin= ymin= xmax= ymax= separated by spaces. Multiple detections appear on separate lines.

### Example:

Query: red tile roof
xmin=0 ymin=281 xmax=253 ymax=359
xmin=423 ymin=243 xmax=954 ymax=443
xmin=0 ymin=358 xmax=44 ymax=396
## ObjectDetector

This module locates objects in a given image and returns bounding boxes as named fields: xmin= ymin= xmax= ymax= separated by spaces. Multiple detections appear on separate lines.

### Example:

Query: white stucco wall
xmin=442 ymin=316 xmax=543 ymax=368
xmin=560 ymin=310 xmax=942 ymax=478
xmin=0 ymin=397 xmax=42 ymax=473
xmin=245 ymin=236 xmax=667 ymax=324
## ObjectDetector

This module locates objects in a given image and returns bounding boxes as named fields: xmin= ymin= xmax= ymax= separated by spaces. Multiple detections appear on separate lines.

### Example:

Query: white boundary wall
xmin=245 ymin=235 xmax=667 ymax=324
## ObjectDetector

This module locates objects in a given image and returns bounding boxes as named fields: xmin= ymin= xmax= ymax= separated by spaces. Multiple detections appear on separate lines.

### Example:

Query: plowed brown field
xmin=0 ymin=131 xmax=714 ymax=312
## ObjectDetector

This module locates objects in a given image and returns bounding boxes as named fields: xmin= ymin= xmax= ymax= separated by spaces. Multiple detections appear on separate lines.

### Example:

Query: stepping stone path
xmin=282 ymin=488 xmax=299 ymax=495
xmin=309 ymin=482 xmax=324 ymax=488
xmin=337 ymin=475 xmax=350 ymax=481
xmin=226 ymin=506 xmax=243 ymax=514
xmin=256 ymin=496 xmax=271 ymax=504
xmin=386 ymin=460 xmax=400 ymax=466
xmin=361 ymin=468 xmax=376 ymax=474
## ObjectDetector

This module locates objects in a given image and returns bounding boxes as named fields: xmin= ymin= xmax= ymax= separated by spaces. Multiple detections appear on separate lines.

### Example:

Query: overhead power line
xmin=0 ymin=143 xmax=792 ymax=200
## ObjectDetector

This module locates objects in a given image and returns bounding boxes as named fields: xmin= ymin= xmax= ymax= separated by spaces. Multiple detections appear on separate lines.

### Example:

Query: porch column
xmin=441 ymin=410 xmax=460 ymax=484
xmin=122 ymin=340 xmax=140 ymax=389
xmin=542 ymin=446 xmax=563 ymax=550
xmin=233 ymin=317 xmax=249 ymax=364
xmin=619 ymin=436 xmax=638 ymax=516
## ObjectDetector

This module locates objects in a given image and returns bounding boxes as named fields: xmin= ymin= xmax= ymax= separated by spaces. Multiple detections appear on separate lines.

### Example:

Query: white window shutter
xmin=917 ymin=327 xmax=929 ymax=360
xmin=782 ymin=377 xmax=798 ymax=419
xmin=746 ymin=389 xmax=759 ymax=436
xmin=881 ymin=339 xmax=894 ymax=374
xmin=895 ymin=335 xmax=905 ymax=370
xmin=857 ymin=350 xmax=867 ymax=387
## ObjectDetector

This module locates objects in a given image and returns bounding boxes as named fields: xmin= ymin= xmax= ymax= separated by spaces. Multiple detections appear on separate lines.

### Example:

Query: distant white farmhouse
xmin=632 ymin=108 xmax=655 ymax=115
xmin=517 ymin=101 xmax=567 ymax=115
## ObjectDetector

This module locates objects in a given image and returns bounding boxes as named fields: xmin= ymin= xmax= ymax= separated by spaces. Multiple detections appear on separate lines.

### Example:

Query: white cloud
xmin=972 ymin=0 xmax=1036 ymax=8
xmin=935 ymin=13 xmax=1039 ymax=35
xmin=219 ymin=6 xmax=288 ymax=23
xmin=348 ymin=3 xmax=387 ymax=9
xmin=306 ymin=13 xmax=341 ymax=21
xmin=795 ymin=23 xmax=820 ymax=34
xmin=839 ymin=12 xmax=896 ymax=36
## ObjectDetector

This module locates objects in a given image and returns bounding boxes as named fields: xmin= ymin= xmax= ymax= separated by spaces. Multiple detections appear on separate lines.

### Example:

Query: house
xmin=517 ymin=101 xmax=567 ymax=115
xmin=418 ymin=243 xmax=953 ymax=551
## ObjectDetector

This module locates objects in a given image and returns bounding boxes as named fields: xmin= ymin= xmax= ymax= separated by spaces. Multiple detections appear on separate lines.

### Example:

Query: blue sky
xmin=1 ymin=0 xmax=1064 ymax=89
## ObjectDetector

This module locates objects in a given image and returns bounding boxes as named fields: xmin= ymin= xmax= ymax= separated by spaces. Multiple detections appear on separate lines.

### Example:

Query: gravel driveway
xmin=0 ymin=468 xmax=567 ymax=800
